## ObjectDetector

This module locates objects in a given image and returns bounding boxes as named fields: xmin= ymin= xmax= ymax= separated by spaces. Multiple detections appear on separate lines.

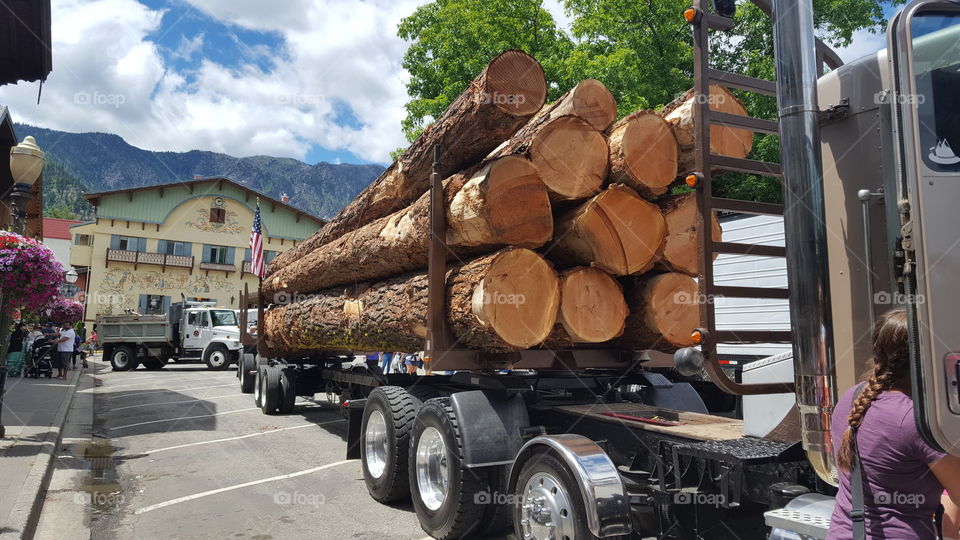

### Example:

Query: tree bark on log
xmin=616 ymin=272 xmax=700 ymax=351
xmin=268 ymin=50 xmax=547 ymax=275
xmin=549 ymin=184 xmax=666 ymax=276
xmin=607 ymin=110 xmax=679 ymax=199
xmin=488 ymin=114 xmax=609 ymax=201
xmin=535 ymin=78 xmax=618 ymax=132
xmin=660 ymin=85 xmax=753 ymax=174
xmin=658 ymin=193 xmax=722 ymax=275
xmin=262 ymin=156 xmax=552 ymax=297
xmin=543 ymin=267 xmax=628 ymax=347
xmin=262 ymin=248 xmax=560 ymax=354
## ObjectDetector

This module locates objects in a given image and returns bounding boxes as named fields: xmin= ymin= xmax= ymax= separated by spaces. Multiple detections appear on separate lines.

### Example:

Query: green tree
xmin=45 ymin=204 xmax=77 ymax=220
xmin=398 ymin=0 xmax=575 ymax=141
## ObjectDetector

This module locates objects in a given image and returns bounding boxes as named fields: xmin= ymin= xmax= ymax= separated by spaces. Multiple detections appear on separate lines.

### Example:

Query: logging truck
xmin=237 ymin=0 xmax=960 ymax=538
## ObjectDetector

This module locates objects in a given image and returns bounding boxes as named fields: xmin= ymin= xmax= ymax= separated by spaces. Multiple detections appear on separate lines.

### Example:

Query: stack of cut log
xmin=262 ymin=52 xmax=749 ymax=358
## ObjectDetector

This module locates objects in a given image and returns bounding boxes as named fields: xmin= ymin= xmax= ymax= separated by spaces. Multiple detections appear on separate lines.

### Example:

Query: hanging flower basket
xmin=45 ymin=297 xmax=85 ymax=325
xmin=0 ymin=231 xmax=64 ymax=313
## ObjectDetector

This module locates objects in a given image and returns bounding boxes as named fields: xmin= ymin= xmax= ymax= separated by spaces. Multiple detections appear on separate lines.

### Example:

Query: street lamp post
xmin=0 ymin=136 xmax=45 ymax=438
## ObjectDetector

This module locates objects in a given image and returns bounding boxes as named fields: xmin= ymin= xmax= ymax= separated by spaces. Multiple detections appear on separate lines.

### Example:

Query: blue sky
xmin=0 ymin=0 xmax=901 ymax=168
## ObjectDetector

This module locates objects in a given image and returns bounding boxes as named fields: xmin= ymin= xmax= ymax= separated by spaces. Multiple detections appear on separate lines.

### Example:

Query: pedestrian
xmin=827 ymin=308 xmax=960 ymax=539
xmin=379 ymin=351 xmax=394 ymax=374
xmin=6 ymin=322 xmax=25 ymax=377
xmin=403 ymin=352 xmax=421 ymax=375
xmin=49 ymin=321 xmax=76 ymax=380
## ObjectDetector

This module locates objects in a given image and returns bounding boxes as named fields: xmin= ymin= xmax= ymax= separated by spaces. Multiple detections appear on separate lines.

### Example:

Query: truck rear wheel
xmin=259 ymin=365 xmax=281 ymax=414
xmin=361 ymin=386 xmax=425 ymax=503
xmin=240 ymin=353 xmax=257 ymax=394
xmin=110 ymin=345 xmax=138 ymax=371
xmin=513 ymin=450 xmax=605 ymax=540
xmin=278 ymin=368 xmax=297 ymax=414
xmin=203 ymin=344 xmax=231 ymax=371
xmin=408 ymin=397 xmax=490 ymax=539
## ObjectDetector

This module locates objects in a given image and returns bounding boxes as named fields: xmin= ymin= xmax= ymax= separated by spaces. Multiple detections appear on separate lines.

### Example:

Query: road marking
xmin=101 ymin=383 xmax=237 ymax=400
xmin=133 ymin=459 xmax=355 ymax=514
xmin=107 ymin=407 xmax=259 ymax=431
xmin=141 ymin=419 xmax=346 ymax=455
xmin=109 ymin=393 xmax=248 ymax=412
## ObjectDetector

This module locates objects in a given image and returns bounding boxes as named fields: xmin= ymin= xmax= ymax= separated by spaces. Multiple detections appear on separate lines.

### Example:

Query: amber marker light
xmin=691 ymin=329 xmax=704 ymax=344
xmin=685 ymin=173 xmax=700 ymax=188
xmin=683 ymin=8 xmax=699 ymax=23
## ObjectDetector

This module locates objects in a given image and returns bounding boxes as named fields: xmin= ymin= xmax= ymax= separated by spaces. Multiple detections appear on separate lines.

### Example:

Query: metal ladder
xmin=686 ymin=0 xmax=843 ymax=394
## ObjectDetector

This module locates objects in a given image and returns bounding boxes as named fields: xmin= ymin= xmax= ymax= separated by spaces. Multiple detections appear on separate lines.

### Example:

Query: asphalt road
xmin=51 ymin=356 xmax=445 ymax=540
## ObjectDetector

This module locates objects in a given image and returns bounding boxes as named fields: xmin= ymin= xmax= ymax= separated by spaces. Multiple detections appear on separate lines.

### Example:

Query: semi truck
xmin=236 ymin=0 xmax=960 ymax=537
xmin=97 ymin=300 xmax=244 ymax=371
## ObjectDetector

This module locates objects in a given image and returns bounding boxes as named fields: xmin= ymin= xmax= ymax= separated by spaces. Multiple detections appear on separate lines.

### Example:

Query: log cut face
xmin=660 ymin=85 xmax=753 ymax=174
xmin=544 ymin=267 xmax=628 ymax=347
xmin=491 ymin=114 xmax=609 ymax=201
xmin=659 ymin=193 xmax=722 ymax=275
xmin=540 ymin=79 xmax=617 ymax=131
xmin=618 ymin=272 xmax=700 ymax=350
xmin=607 ymin=110 xmax=679 ymax=199
xmin=550 ymin=184 xmax=666 ymax=276
xmin=262 ymin=156 xmax=551 ymax=297
xmin=268 ymin=50 xmax=547 ymax=275
xmin=262 ymin=248 xmax=559 ymax=354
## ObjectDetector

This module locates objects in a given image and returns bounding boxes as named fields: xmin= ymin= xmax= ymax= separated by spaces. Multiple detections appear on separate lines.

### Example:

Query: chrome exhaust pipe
xmin=772 ymin=0 xmax=839 ymax=486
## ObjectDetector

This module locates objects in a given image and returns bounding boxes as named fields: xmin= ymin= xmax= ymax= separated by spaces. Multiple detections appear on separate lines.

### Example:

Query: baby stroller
xmin=25 ymin=337 xmax=54 ymax=379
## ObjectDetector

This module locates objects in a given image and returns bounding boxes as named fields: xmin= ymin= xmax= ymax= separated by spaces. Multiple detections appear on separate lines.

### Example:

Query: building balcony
xmin=199 ymin=261 xmax=236 ymax=274
xmin=105 ymin=249 xmax=195 ymax=271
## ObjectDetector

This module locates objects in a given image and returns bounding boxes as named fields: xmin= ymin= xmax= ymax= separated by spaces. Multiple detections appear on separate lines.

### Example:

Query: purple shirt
xmin=827 ymin=385 xmax=946 ymax=539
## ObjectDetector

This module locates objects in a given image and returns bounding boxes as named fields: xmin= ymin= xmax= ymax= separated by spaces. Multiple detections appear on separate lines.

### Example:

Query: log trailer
xmin=236 ymin=0 xmax=960 ymax=537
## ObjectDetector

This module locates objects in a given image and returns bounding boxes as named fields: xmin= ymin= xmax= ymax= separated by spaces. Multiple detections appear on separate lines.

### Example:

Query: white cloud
xmin=832 ymin=28 xmax=887 ymax=64
xmin=0 ymin=0 xmax=430 ymax=165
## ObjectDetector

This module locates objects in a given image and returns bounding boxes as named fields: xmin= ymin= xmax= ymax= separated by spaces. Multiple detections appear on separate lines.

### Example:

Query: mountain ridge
xmin=14 ymin=123 xmax=384 ymax=220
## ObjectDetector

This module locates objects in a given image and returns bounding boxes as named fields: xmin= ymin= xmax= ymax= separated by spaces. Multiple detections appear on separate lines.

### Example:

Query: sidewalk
xmin=0 ymin=360 xmax=83 ymax=538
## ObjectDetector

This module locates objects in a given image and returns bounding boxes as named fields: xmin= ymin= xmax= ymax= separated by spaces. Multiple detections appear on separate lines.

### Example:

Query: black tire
xmin=278 ymin=368 xmax=297 ymax=414
xmin=203 ymin=344 xmax=231 ymax=371
xmin=477 ymin=465 xmax=513 ymax=537
xmin=110 ymin=345 xmax=138 ymax=371
xmin=259 ymin=365 xmax=281 ymax=414
xmin=240 ymin=353 xmax=257 ymax=394
xmin=513 ymin=451 xmax=604 ymax=540
xmin=253 ymin=367 xmax=264 ymax=407
xmin=361 ymin=386 xmax=423 ymax=503
xmin=143 ymin=356 xmax=166 ymax=370
xmin=409 ymin=397 xmax=490 ymax=539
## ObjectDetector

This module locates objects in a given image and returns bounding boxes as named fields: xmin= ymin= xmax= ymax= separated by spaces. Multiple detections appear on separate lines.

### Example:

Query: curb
xmin=1 ymin=366 xmax=82 ymax=540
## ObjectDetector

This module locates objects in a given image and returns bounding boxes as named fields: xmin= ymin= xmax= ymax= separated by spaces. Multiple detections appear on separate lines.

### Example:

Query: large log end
xmin=484 ymin=50 xmax=549 ymax=116
xmin=447 ymin=156 xmax=552 ymax=248
xmin=470 ymin=248 xmax=559 ymax=348
xmin=607 ymin=110 xmax=678 ymax=199
xmin=560 ymin=79 xmax=618 ymax=131
xmin=558 ymin=267 xmax=628 ymax=343
xmin=533 ymin=115 xmax=609 ymax=201
xmin=660 ymin=193 xmax=722 ymax=275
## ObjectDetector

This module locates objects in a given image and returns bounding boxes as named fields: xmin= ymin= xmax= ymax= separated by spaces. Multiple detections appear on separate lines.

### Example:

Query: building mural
xmin=69 ymin=177 xmax=324 ymax=323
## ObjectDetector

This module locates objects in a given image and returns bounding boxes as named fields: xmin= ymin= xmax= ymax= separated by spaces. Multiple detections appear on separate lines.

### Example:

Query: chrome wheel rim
xmin=364 ymin=410 xmax=388 ymax=479
xmin=520 ymin=472 xmax=576 ymax=540
xmin=114 ymin=350 xmax=129 ymax=368
xmin=416 ymin=427 xmax=448 ymax=511
xmin=209 ymin=350 xmax=227 ymax=368
xmin=254 ymin=371 xmax=262 ymax=403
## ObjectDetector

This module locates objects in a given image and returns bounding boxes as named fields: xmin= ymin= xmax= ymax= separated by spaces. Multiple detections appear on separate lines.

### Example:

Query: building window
xmin=111 ymin=235 xmax=146 ymax=252
xmin=161 ymin=241 xmax=192 ymax=257
xmin=74 ymin=234 xmax=92 ymax=246
xmin=209 ymin=207 xmax=226 ymax=224
xmin=266 ymin=250 xmax=278 ymax=263
xmin=203 ymin=245 xmax=234 ymax=265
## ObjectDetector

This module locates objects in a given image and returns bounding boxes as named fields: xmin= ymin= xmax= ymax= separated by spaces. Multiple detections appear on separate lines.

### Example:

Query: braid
xmin=837 ymin=363 xmax=900 ymax=472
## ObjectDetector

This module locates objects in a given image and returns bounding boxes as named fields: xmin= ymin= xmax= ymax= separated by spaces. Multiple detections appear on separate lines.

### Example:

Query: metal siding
xmin=714 ymin=214 xmax=791 ymax=358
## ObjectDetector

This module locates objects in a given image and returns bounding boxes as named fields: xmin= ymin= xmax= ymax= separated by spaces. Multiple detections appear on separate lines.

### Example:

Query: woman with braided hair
xmin=827 ymin=308 xmax=960 ymax=539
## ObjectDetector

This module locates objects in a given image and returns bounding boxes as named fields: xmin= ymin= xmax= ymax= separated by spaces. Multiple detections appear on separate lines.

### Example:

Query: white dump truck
xmin=96 ymin=300 xmax=243 ymax=371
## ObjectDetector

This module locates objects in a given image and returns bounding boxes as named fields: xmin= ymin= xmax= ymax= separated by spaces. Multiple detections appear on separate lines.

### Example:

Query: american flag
xmin=249 ymin=202 xmax=266 ymax=279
